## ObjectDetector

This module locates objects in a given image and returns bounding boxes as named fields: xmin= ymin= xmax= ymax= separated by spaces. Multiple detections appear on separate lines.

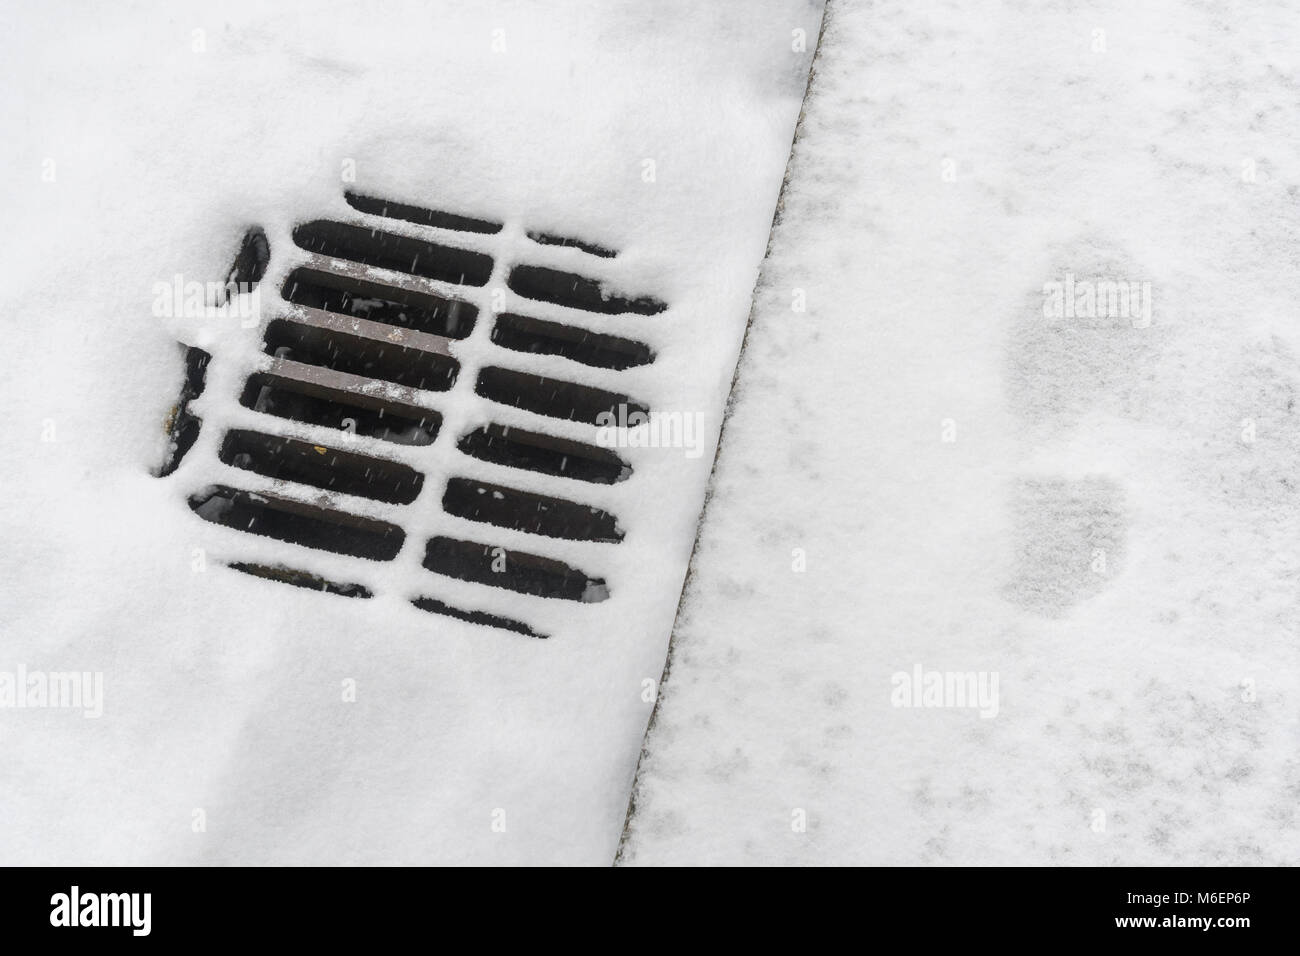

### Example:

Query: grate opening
xmin=423 ymin=536 xmax=608 ymax=602
xmin=189 ymin=485 xmax=405 ymax=560
xmin=240 ymin=374 xmax=440 ymax=445
xmin=443 ymin=477 xmax=623 ymax=542
xmin=263 ymin=319 xmax=458 ymax=392
xmin=526 ymin=230 xmax=616 ymax=258
xmin=292 ymin=220 xmax=493 ymax=287
xmin=490 ymin=312 xmax=653 ymax=370
xmin=219 ymin=227 xmax=270 ymax=302
xmin=282 ymin=267 xmax=477 ymax=339
xmin=219 ymin=429 xmax=425 ymax=505
xmin=507 ymin=264 xmax=665 ymax=315
xmin=228 ymin=561 xmax=373 ymax=598
xmin=475 ymin=366 xmax=647 ymax=425
xmin=458 ymin=424 xmax=629 ymax=484
xmin=411 ymin=596 xmax=543 ymax=638
xmin=345 ymin=191 xmax=502 ymax=235
xmin=158 ymin=345 xmax=212 ymax=477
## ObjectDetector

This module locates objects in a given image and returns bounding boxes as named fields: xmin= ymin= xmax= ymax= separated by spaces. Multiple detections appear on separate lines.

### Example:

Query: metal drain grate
xmin=163 ymin=192 xmax=665 ymax=637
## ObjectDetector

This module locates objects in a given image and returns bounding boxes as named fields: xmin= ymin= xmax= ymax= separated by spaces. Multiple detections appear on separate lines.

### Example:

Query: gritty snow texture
xmin=620 ymin=0 xmax=1300 ymax=865
xmin=0 ymin=0 xmax=819 ymax=864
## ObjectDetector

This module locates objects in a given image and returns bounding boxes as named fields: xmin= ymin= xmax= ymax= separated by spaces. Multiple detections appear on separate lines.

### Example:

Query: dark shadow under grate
xmin=526 ymin=230 xmax=616 ymax=258
xmin=411 ymin=596 xmax=542 ymax=638
xmin=443 ymin=478 xmax=623 ymax=543
xmin=345 ymin=191 xmax=502 ymax=235
xmin=158 ymin=345 xmax=211 ymax=477
xmin=263 ymin=319 xmax=458 ymax=392
xmin=283 ymin=267 xmax=477 ymax=339
xmin=189 ymin=485 xmax=405 ymax=560
xmin=219 ymin=429 xmax=425 ymax=505
xmin=293 ymin=220 xmax=493 ymax=287
xmin=240 ymin=373 xmax=441 ymax=446
xmin=508 ymin=264 xmax=665 ymax=315
xmin=423 ymin=536 xmax=607 ymax=602
xmin=490 ymin=312 xmax=652 ymax=370
xmin=229 ymin=561 xmax=372 ymax=598
xmin=475 ymin=366 xmax=647 ymax=425
xmin=458 ymin=424 xmax=629 ymax=484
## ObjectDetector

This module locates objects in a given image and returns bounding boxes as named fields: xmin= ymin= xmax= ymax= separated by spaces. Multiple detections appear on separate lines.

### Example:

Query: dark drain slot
xmin=508 ymin=264 xmax=665 ymax=315
xmin=240 ymin=375 xmax=439 ymax=445
xmin=423 ymin=536 xmax=608 ymax=602
xmin=443 ymin=478 xmax=623 ymax=542
xmin=189 ymin=485 xmax=405 ymax=560
xmin=158 ymin=345 xmax=211 ymax=476
xmin=411 ymin=596 xmax=543 ymax=638
xmin=228 ymin=562 xmax=373 ymax=598
xmin=345 ymin=192 xmax=502 ymax=235
xmin=293 ymin=220 xmax=493 ymax=287
xmin=526 ymin=230 xmax=616 ymax=258
xmin=218 ymin=227 xmax=270 ymax=303
xmin=263 ymin=320 xmax=458 ymax=392
xmin=458 ymin=424 xmax=629 ymax=484
xmin=219 ymin=429 xmax=425 ymax=505
xmin=476 ymin=366 xmax=647 ymax=425
xmin=491 ymin=312 xmax=652 ymax=370
xmin=283 ymin=268 xmax=476 ymax=339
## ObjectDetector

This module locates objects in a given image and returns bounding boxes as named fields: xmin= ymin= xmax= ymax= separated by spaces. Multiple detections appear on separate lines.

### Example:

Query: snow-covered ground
xmin=5 ymin=0 xmax=1295 ymax=868
xmin=0 ymin=0 xmax=818 ymax=865
xmin=621 ymin=0 xmax=1300 ymax=865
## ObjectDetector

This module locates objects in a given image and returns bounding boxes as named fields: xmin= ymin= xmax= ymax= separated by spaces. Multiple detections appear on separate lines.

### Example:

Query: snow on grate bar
xmin=168 ymin=190 xmax=668 ymax=636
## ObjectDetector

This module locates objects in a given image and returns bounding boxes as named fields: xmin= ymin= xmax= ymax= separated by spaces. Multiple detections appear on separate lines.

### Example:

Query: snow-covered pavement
xmin=621 ymin=0 xmax=1300 ymax=865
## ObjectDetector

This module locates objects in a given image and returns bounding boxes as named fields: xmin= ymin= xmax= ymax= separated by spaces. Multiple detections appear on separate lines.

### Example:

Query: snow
xmin=620 ymin=0 xmax=1300 ymax=865
xmin=0 ymin=0 xmax=819 ymax=864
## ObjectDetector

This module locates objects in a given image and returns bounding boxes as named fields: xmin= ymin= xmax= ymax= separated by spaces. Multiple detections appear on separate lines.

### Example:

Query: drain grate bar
xmin=277 ymin=304 xmax=460 ymax=361
xmin=262 ymin=319 xmax=459 ymax=392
